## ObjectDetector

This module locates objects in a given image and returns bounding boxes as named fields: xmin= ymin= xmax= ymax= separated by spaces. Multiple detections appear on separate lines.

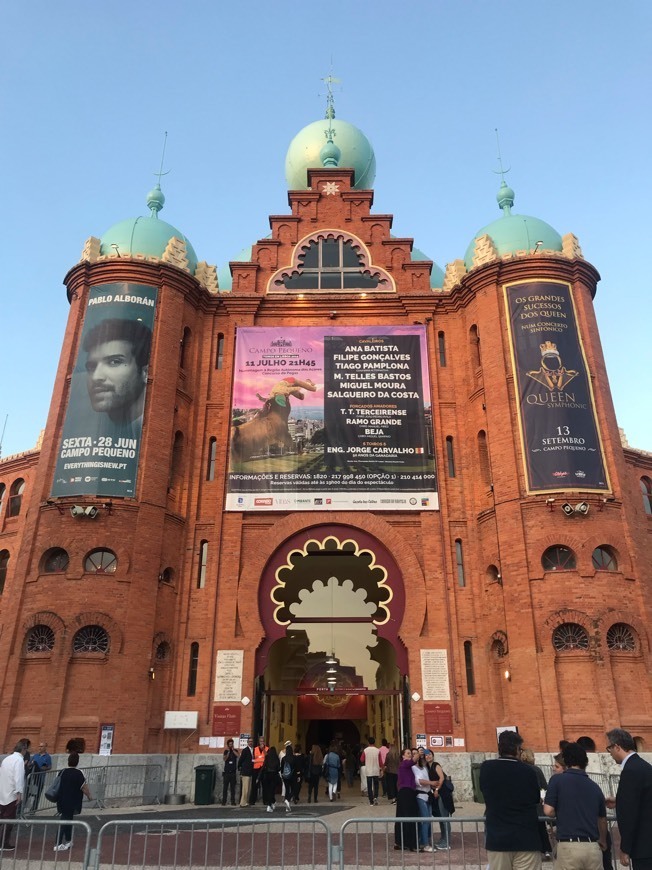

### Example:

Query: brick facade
xmin=0 ymin=165 xmax=650 ymax=756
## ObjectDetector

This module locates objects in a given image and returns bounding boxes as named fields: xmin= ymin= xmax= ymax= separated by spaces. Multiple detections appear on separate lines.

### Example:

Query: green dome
xmin=411 ymin=246 xmax=445 ymax=288
xmin=217 ymin=245 xmax=254 ymax=291
xmin=99 ymin=185 xmax=198 ymax=274
xmin=464 ymin=181 xmax=562 ymax=269
xmin=285 ymin=118 xmax=376 ymax=190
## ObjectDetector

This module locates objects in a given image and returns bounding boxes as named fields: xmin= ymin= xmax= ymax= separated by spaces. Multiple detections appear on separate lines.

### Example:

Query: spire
xmin=493 ymin=128 xmax=514 ymax=215
xmin=147 ymin=131 xmax=170 ymax=218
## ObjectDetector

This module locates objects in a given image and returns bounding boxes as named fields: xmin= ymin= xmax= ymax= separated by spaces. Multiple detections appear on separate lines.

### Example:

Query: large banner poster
xmin=226 ymin=326 xmax=437 ymax=511
xmin=504 ymin=279 xmax=609 ymax=493
xmin=51 ymin=283 xmax=157 ymax=498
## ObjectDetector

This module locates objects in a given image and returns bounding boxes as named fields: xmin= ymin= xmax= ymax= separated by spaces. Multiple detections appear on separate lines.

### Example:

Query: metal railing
xmin=24 ymin=763 xmax=166 ymax=814
xmin=539 ymin=766 xmax=619 ymax=797
xmin=0 ymin=812 xmax=622 ymax=870
xmin=95 ymin=817 xmax=332 ymax=870
xmin=0 ymin=818 xmax=91 ymax=868
xmin=338 ymin=815 xmax=621 ymax=870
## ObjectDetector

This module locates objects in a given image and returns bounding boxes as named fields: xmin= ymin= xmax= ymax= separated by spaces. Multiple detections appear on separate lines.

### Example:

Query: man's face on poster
xmin=85 ymin=339 xmax=147 ymax=421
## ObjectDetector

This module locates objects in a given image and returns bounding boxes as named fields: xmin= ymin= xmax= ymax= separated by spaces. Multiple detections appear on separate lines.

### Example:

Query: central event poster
xmin=226 ymin=326 xmax=437 ymax=511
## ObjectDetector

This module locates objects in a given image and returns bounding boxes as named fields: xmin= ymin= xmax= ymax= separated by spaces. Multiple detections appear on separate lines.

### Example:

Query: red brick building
xmin=1 ymin=114 xmax=651 ymax=755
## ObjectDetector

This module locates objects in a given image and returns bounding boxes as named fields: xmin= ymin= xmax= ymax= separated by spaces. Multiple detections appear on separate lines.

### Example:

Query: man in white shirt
xmin=363 ymin=737 xmax=382 ymax=806
xmin=0 ymin=739 xmax=29 ymax=851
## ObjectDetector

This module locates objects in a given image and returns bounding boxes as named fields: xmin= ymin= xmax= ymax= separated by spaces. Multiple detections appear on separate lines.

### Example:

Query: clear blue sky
xmin=2 ymin=0 xmax=650 ymax=458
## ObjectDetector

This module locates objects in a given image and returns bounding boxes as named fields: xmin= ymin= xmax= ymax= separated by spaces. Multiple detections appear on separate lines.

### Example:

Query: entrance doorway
xmin=305 ymin=718 xmax=360 ymax=750
xmin=257 ymin=528 xmax=409 ymax=750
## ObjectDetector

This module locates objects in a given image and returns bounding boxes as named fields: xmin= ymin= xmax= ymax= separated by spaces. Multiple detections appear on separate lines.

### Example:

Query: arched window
xmin=155 ymin=641 xmax=171 ymax=661
xmin=469 ymin=325 xmax=481 ymax=369
xmin=160 ymin=567 xmax=174 ymax=584
xmin=455 ymin=539 xmax=465 ymax=587
xmin=0 ymin=550 xmax=10 ymax=593
xmin=179 ymin=327 xmax=191 ymax=369
xmin=216 ymin=333 xmax=225 ymax=370
xmin=592 ymin=546 xmax=618 ymax=571
xmin=606 ymin=623 xmax=637 ymax=652
xmin=641 ymin=477 xmax=652 ymax=515
xmin=206 ymin=437 xmax=217 ymax=481
xmin=8 ymin=479 xmax=25 ymax=517
xmin=187 ymin=642 xmax=199 ymax=696
xmin=446 ymin=437 xmax=456 ymax=477
xmin=26 ymin=625 xmax=55 ymax=653
xmin=84 ymin=548 xmax=117 ymax=574
xmin=0 ymin=483 xmax=5 ymax=516
xmin=279 ymin=238 xmax=380 ymax=291
xmin=487 ymin=564 xmax=501 ymax=584
xmin=170 ymin=431 xmax=184 ymax=490
xmin=542 ymin=545 xmax=576 ymax=571
xmin=42 ymin=548 xmax=69 ymax=573
xmin=552 ymin=623 xmax=589 ymax=652
xmin=464 ymin=641 xmax=475 ymax=695
xmin=72 ymin=625 xmax=110 ymax=654
xmin=491 ymin=637 xmax=507 ymax=659
xmin=477 ymin=430 xmax=491 ymax=485
xmin=438 ymin=332 xmax=447 ymax=367
xmin=197 ymin=540 xmax=208 ymax=589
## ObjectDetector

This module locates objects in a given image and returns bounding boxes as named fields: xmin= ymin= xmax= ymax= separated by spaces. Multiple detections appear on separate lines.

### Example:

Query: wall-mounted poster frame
xmin=503 ymin=278 xmax=610 ymax=494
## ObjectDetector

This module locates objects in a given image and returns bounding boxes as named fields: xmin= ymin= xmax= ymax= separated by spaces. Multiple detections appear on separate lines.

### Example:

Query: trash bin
xmin=194 ymin=764 xmax=217 ymax=805
xmin=471 ymin=762 xmax=485 ymax=803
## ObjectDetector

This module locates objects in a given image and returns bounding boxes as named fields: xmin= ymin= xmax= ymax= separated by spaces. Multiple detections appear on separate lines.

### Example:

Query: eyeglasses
xmin=605 ymin=744 xmax=616 ymax=751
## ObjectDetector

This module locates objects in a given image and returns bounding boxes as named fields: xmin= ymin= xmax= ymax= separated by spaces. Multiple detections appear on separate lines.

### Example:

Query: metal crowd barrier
xmin=539 ymin=765 xmax=618 ymax=798
xmin=94 ymin=817 xmax=332 ymax=870
xmin=338 ymin=815 xmax=621 ymax=870
xmin=24 ymin=763 xmax=166 ymax=814
xmin=0 ymin=812 xmax=623 ymax=870
xmin=0 ymin=818 xmax=91 ymax=868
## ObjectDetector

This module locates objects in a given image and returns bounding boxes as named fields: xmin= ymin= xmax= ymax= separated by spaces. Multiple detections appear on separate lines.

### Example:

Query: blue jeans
xmin=416 ymin=796 xmax=432 ymax=846
xmin=434 ymin=795 xmax=451 ymax=845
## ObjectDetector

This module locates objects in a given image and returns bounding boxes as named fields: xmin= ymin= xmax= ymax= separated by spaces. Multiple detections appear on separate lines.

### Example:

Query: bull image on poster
xmin=226 ymin=326 xmax=437 ymax=511
xmin=51 ymin=283 xmax=158 ymax=498
xmin=504 ymin=279 xmax=609 ymax=493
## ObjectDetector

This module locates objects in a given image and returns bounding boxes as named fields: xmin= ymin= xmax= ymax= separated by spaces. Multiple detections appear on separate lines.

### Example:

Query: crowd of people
xmin=481 ymin=728 xmax=652 ymax=870
xmin=0 ymin=726 xmax=649 ymax=869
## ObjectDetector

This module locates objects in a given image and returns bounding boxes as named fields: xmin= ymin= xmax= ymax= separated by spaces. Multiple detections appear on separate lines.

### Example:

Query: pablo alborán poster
xmin=226 ymin=326 xmax=437 ymax=511
xmin=504 ymin=279 xmax=609 ymax=493
xmin=51 ymin=283 xmax=158 ymax=498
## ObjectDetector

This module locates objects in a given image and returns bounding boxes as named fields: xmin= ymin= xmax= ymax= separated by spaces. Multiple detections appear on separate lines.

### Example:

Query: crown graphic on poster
xmin=540 ymin=341 xmax=559 ymax=356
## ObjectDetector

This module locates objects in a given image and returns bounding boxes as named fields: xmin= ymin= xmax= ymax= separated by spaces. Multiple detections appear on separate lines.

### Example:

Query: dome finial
xmin=147 ymin=131 xmax=170 ymax=218
xmin=492 ymin=128 xmax=514 ymax=215
xmin=319 ymin=72 xmax=342 ymax=168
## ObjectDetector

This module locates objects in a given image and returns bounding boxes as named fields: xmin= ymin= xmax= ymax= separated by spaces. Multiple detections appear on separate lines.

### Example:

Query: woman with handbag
xmin=425 ymin=749 xmax=453 ymax=850
xmin=53 ymin=753 xmax=91 ymax=851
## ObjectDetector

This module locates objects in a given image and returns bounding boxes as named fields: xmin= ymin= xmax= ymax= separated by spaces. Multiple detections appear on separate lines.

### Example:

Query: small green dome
xmin=285 ymin=118 xmax=376 ymax=190
xmin=217 ymin=245 xmax=254 ymax=291
xmin=100 ymin=185 xmax=198 ymax=274
xmin=464 ymin=181 xmax=562 ymax=269
xmin=411 ymin=246 xmax=445 ymax=288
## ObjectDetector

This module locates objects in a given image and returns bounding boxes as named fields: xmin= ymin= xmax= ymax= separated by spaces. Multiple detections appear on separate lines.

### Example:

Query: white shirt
xmin=363 ymin=746 xmax=381 ymax=777
xmin=621 ymin=751 xmax=636 ymax=769
xmin=0 ymin=752 xmax=25 ymax=805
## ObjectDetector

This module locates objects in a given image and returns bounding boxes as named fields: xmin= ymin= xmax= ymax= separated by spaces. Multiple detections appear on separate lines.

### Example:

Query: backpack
xmin=282 ymin=759 xmax=292 ymax=779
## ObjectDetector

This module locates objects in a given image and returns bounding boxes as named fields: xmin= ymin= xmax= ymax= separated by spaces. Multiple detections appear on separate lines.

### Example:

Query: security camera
xmin=70 ymin=505 xmax=85 ymax=517
xmin=575 ymin=502 xmax=590 ymax=515
xmin=561 ymin=503 xmax=574 ymax=517
xmin=84 ymin=506 xmax=99 ymax=518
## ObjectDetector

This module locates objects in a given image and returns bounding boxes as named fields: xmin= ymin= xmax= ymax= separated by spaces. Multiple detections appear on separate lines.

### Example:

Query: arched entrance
xmin=256 ymin=526 xmax=408 ymax=750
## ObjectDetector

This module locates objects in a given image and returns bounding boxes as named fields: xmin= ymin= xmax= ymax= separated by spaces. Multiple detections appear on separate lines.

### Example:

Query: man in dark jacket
xmin=479 ymin=730 xmax=542 ymax=870
xmin=606 ymin=728 xmax=652 ymax=870
xmin=237 ymin=737 xmax=254 ymax=808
